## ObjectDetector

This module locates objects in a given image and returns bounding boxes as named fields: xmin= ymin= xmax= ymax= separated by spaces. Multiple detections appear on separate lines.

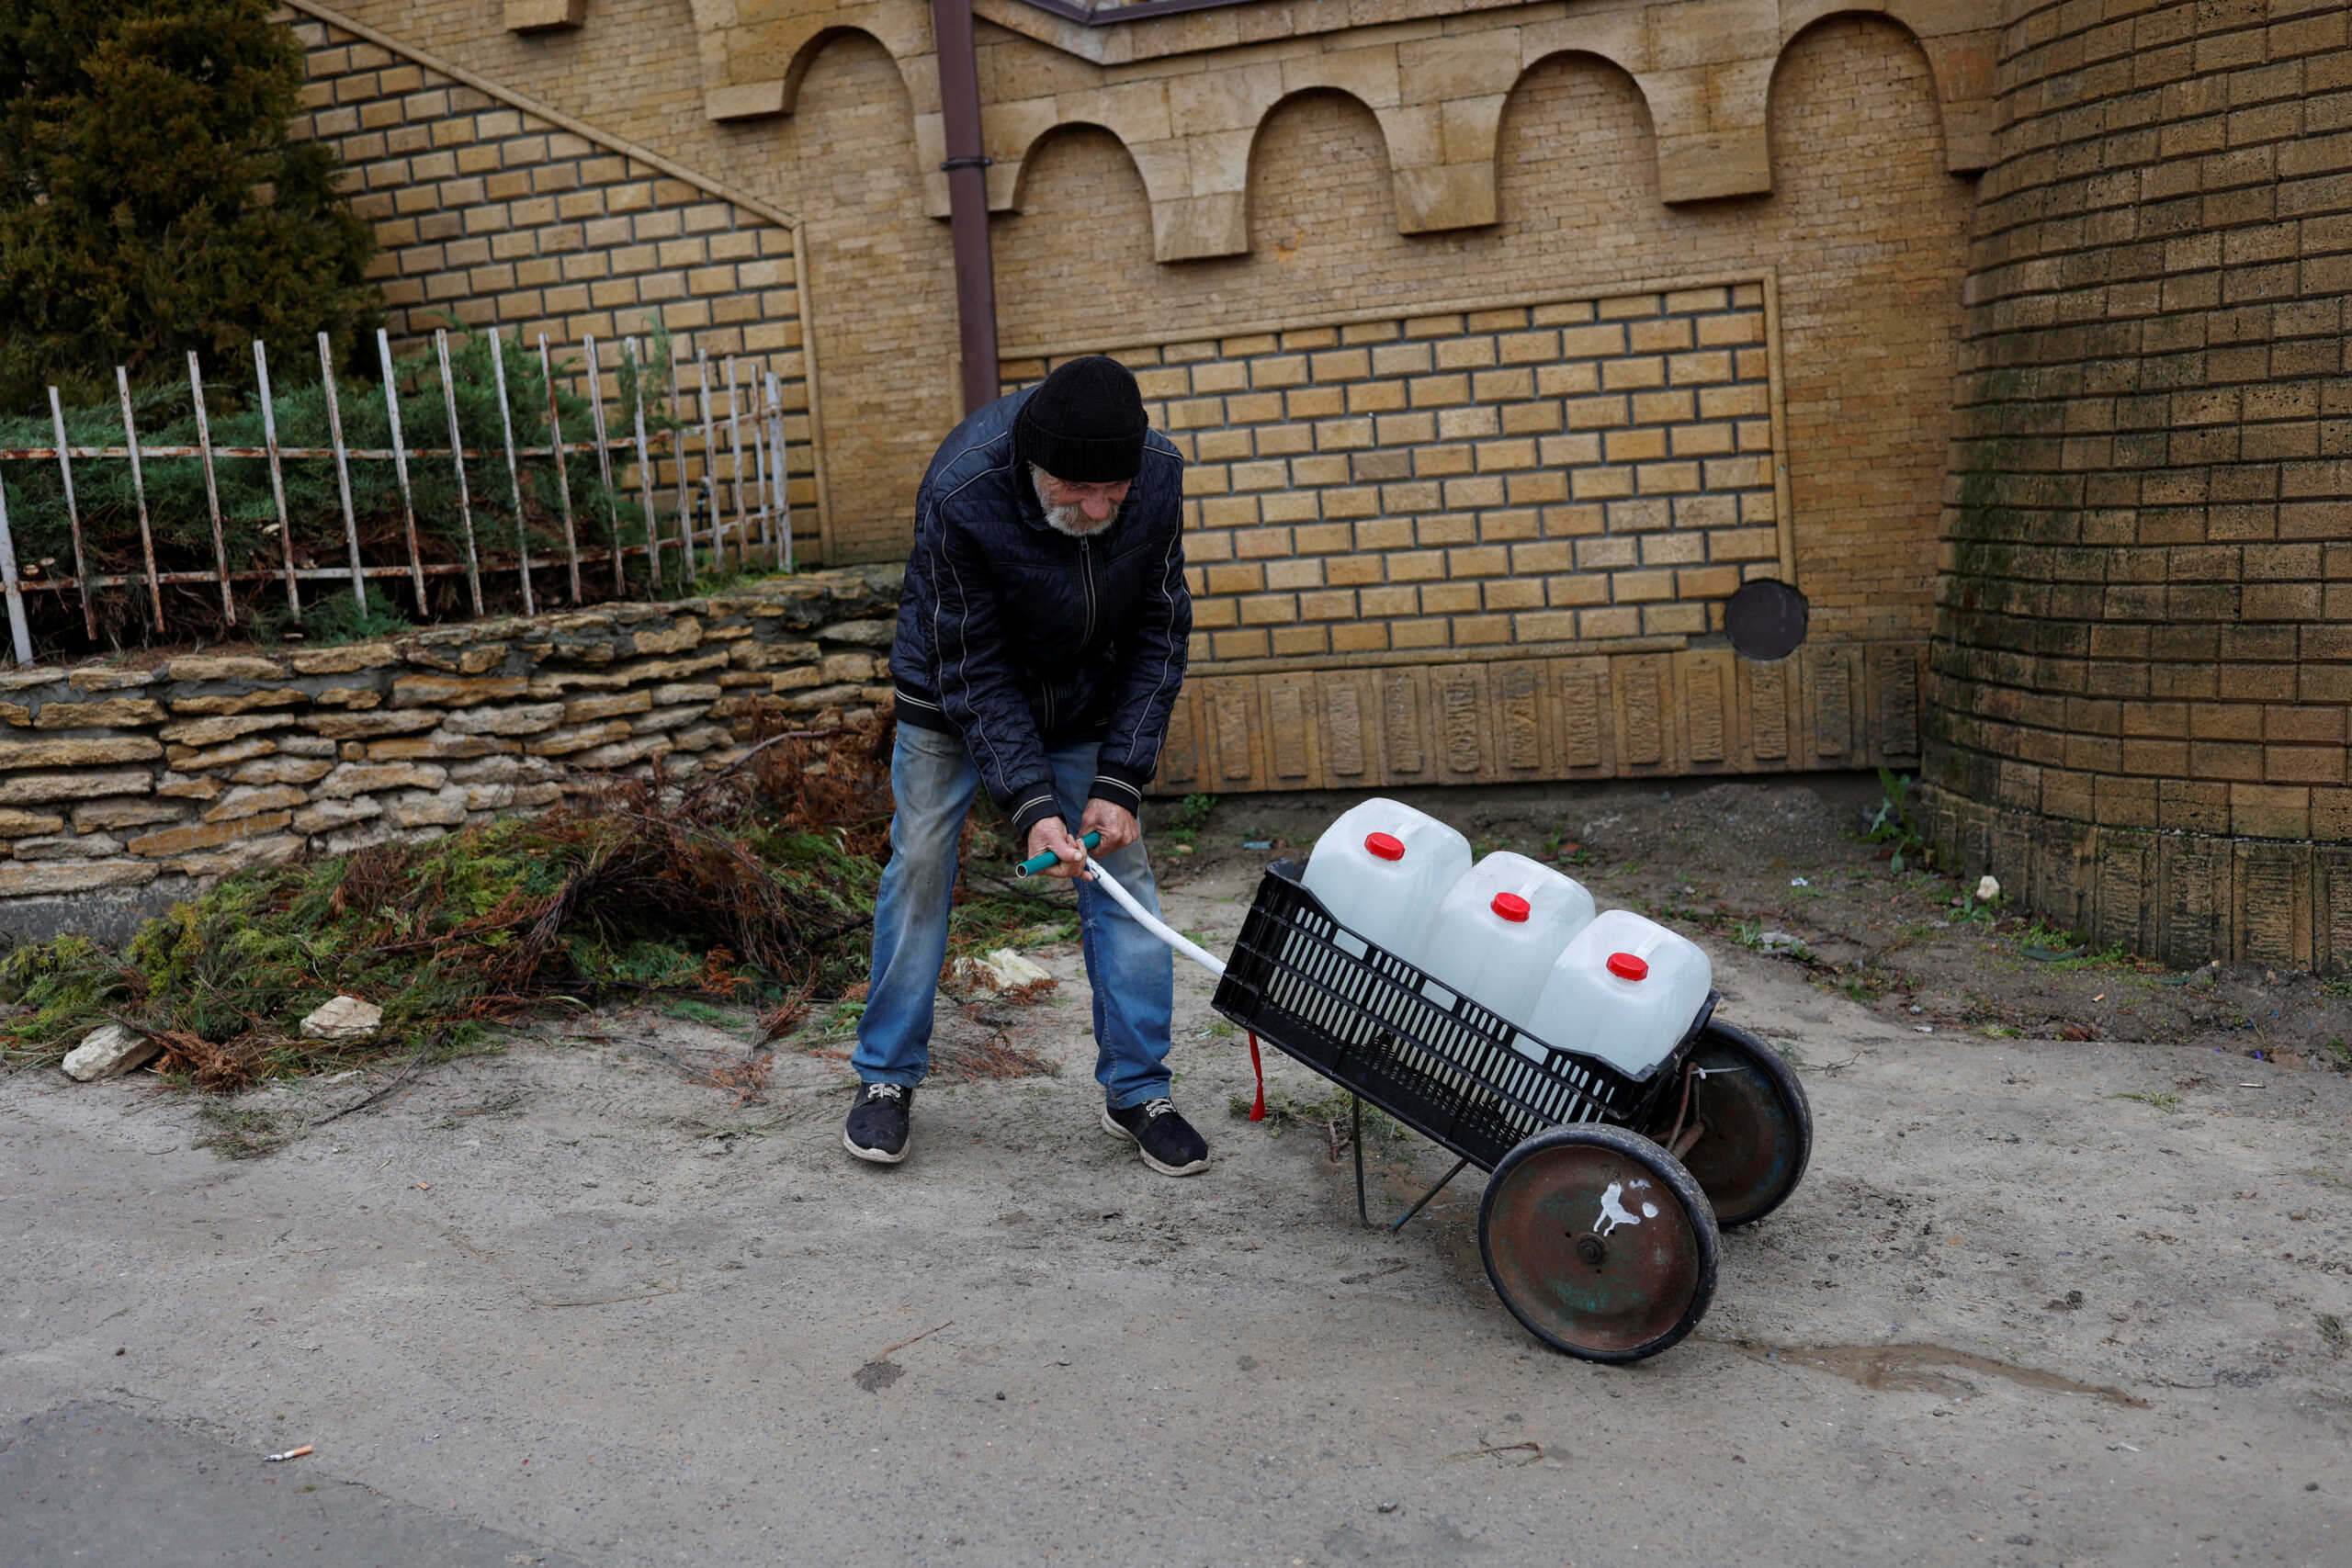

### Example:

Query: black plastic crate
xmin=1212 ymin=862 xmax=1713 ymax=1172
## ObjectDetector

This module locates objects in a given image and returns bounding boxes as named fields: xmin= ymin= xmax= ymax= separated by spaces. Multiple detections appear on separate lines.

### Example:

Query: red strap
xmin=1247 ymin=1032 xmax=1266 ymax=1122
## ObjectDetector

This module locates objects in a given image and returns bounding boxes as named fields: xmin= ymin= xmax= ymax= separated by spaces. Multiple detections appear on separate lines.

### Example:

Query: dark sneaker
xmin=1101 ymin=1097 xmax=1209 ymax=1177
xmin=843 ymin=1082 xmax=913 ymax=1164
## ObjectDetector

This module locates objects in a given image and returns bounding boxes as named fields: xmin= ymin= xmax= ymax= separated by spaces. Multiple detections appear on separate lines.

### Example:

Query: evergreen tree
xmin=0 ymin=0 xmax=379 ymax=410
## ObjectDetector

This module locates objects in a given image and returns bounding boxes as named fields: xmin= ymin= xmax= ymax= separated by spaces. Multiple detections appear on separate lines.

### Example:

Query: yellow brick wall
xmin=285 ymin=3 xmax=1977 ymax=793
xmin=299 ymin=1 xmax=741 ymax=193
xmin=1009 ymin=279 xmax=1789 ymax=666
xmin=301 ymin=3 xmax=1982 ymax=602
xmin=281 ymin=3 xmax=941 ymax=558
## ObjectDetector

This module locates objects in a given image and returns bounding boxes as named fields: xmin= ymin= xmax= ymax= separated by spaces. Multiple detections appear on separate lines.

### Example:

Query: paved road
xmin=2 ymin=1401 xmax=588 ymax=1567
xmin=2 ymin=869 xmax=2346 ymax=1565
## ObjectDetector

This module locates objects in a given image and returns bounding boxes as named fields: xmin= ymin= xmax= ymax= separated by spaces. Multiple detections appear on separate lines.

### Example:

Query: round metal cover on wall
xmin=1724 ymin=579 xmax=1809 ymax=661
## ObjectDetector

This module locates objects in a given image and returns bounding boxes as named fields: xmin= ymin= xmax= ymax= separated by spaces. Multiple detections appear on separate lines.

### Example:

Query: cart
xmin=1061 ymin=846 xmax=1813 ymax=1362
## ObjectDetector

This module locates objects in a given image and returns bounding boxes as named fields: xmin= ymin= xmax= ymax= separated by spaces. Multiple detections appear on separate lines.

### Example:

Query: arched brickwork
xmin=998 ymin=126 xmax=1159 ymax=293
xmin=1765 ymin=16 xmax=1970 ymax=644
xmin=1241 ymin=92 xmax=1401 ymax=300
xmin=787 ymin=30 xmax=956 ymax=562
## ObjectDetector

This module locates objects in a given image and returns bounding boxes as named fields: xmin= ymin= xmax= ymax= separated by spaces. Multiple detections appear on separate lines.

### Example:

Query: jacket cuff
xmin=1004 ymin=781 xmax=1063 ymax=846
xmin=1088 ymin=761 xmax=1149 ymax=815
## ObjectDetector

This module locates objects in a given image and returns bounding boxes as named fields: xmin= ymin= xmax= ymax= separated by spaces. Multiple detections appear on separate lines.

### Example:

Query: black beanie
xmin=1015 ymin=355 xmax=1148 ymax=484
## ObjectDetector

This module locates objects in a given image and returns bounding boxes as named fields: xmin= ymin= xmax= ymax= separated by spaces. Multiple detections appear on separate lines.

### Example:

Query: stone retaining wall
xmin=0 ymin=567 xmax=900 ymax=941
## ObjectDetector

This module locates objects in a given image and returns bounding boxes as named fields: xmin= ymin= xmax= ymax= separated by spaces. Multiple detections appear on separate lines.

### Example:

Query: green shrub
xmin=0 ymin=0 xmax=379 ymax=408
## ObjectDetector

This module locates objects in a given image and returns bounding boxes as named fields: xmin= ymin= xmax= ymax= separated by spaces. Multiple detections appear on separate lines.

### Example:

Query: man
xmin=844 ymin=355 xmax=1204 ymax=1177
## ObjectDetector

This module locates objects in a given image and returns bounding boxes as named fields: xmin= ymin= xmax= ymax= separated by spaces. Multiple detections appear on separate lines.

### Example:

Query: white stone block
xmin=62 ymin=1023 xmax=161 ymax=1082
xmin=300 ymin=995 xmax=383 ymax=1040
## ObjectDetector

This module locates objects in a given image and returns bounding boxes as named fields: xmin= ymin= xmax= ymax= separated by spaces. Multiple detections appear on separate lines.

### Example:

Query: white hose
xmin=1082 ymin=855 xmax=1227 ymax=978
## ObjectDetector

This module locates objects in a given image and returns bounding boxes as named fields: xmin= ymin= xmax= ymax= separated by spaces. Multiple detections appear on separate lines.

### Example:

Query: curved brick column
xmin=1923 ymin=0 xmax=2352 ymax=969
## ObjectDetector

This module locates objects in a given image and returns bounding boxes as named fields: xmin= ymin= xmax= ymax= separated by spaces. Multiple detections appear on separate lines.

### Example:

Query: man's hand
xmin=1079 ymin=799 xmax=1139 ymax=857
xmin=1025 ymin=817 xmax=1091 ymax=881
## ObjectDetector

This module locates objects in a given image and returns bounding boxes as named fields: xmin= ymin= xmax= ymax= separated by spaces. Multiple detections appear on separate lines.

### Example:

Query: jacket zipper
xmin=1037 ymin=540 xmax=1095 ymax=742
xmin=1080 ymin=538 xmax=1097 ymax=648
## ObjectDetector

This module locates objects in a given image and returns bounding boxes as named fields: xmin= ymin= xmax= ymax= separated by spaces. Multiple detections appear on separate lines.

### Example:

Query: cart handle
xmin=1082 ymin=854 xmax=1227 ymax=980
xmin=1013 ymin=829 xmax=1102 ymax=878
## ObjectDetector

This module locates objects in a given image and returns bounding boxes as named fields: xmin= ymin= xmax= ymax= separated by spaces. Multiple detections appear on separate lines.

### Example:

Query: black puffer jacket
xmin=890 ymin=385 xmax=1191 ymax=842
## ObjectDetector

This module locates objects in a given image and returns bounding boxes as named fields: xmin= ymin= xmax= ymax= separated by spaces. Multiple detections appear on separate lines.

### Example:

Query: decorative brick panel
xmin=1005 ymin=276 xmax=1927 ymax=792
xmin=1917 ymin=784 xmax=2352 ymax=973
xmin=993 ymin=35 xmax=1974 ymax=646
xmin=1009 ymin=279 xmax=1792 ymax=667
xmin=1149 ymin=647 xmax=1925 ymax=795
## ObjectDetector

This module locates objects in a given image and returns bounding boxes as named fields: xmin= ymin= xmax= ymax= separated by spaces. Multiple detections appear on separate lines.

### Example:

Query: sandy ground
xmin=4 ymin=779 xmax=2351 ymax=1567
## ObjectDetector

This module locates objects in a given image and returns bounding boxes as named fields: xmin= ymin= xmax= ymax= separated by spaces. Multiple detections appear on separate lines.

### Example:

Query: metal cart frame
xmin=1082 ymin=852 xmax=1811 ymax=1361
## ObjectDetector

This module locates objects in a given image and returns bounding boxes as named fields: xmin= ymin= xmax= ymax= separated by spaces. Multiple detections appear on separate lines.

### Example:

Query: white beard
xmin=1032 ymin=466 xmax=1121 ymax=537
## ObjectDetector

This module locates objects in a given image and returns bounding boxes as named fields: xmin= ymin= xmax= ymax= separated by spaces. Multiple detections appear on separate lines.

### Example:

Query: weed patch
xmin=1159 ymin=794 xmax=1218 ymax=846
xmin=663 ymin=998 xmax=750 ymax=1032
xmin=1862 ymin=768 xmax=1929 ymax=873
xmin=195 ymin=1099 xmax=289 ymax=1159
xmin=1227 ymin=1084 xmax=1406 ymax=1156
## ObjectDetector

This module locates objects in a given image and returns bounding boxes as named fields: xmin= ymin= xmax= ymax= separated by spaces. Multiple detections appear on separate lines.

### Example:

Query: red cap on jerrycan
xmin=1490 ymin=892 xmax=1531 ymax=922
xmin=1364 ymin=832 xmax=1405 ymax=861
xmin=1606 ymin=952 xmax=1649 ymax=981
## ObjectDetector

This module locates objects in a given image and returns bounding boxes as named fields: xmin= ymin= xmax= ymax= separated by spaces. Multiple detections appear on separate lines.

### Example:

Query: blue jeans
xmin=853 ymin=723 xmax=1175 ymax=1109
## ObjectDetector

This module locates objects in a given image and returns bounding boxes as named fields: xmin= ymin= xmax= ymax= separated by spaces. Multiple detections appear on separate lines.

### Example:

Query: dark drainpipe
xmin=931 ymin=0 xmax=999 ymax=417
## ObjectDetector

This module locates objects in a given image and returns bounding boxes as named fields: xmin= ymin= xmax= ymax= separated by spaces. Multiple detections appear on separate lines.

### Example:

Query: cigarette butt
xmin=415 ymin=1182 xmax=430 ymax=1191
xmin=263 ymin=1445 xmax=313 ymax=1462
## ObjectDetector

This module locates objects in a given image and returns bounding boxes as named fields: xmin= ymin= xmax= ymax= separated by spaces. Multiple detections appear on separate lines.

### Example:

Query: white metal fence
xmin=0 ymin=326 xmax=797 ymax=664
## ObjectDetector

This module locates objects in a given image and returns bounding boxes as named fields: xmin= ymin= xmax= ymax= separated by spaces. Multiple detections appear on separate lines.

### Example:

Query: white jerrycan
xmin=1418 ymin=852 xmax=1598 ymax=1026
xmin=1525 ymin=908 xmax=1713 ymax=1079
xmin=1299 ymin=797 xmax=1471 ymax=963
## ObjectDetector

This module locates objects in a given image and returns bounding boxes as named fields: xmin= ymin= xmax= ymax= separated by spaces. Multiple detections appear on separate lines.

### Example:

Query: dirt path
xmin=4 ymin=777 xmax=2348 ymax=1566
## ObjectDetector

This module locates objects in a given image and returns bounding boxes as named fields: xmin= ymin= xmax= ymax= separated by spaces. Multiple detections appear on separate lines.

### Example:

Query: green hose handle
xmin=1015 ymin=829 xmax=1102 ymax=878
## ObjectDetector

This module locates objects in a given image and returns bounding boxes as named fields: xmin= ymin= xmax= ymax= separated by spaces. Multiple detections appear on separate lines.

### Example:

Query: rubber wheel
xmin=1670 ymin=1019 xmax=1813 ymax=1229
xmin=1477 ymin=1124 xmax=1718 ymax=1363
